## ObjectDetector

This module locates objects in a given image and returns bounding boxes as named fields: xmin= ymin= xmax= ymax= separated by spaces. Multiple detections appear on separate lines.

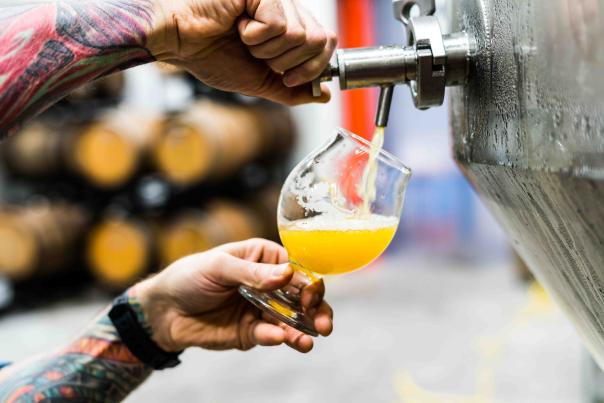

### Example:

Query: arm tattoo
xmin=0 ymin=0 xmax=155 ymax=138
xmin=0 ymin=288 xmax=154 ymax=402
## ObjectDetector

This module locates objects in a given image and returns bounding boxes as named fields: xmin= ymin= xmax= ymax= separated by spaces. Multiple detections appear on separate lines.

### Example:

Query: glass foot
xmin=238 ymin=285 xmax=318 ymax=337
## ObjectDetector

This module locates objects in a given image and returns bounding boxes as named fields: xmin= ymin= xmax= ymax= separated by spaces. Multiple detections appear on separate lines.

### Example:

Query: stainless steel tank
xmin=315 ymin=0 xmax=604 ymax=367
xmin=447 ymin=0 xmax=604 ymax=367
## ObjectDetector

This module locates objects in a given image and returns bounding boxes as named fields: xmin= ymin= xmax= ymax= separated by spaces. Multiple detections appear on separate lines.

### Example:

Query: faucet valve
xmin=312 ymin=0 xmax=474 ymax=118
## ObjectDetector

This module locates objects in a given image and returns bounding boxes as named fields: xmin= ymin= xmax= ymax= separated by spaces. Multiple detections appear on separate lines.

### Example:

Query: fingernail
xmin=283 ymin=74 xmax=299 ymax=87
xmin=272 ymin=264 xmax=291 ymax=277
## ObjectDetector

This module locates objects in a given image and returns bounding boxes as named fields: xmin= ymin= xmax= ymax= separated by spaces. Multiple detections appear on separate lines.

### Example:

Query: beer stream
xmin=359 ymin=126 xmax=385 ymax=215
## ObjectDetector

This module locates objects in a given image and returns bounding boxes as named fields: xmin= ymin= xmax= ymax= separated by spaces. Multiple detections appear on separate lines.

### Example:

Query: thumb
xmin=210 ymin=253 xmax=293 ymax=291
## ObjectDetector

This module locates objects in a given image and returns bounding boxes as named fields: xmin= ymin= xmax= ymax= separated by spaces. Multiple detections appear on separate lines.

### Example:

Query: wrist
xmin=132 ymin=278 xmax=182 ymax=352
xmin=145 ymin=0 xmax=181 ymax=62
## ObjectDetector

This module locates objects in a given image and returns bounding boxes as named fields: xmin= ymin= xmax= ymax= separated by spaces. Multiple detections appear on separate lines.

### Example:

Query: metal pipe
xmin=335 ymin=46 xmax=417 ymax=89
xmin=314 ymin=34 xmax=471 ymax=92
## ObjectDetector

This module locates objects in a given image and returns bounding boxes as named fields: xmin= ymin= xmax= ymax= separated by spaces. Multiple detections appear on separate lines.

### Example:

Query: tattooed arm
xmin=0 ymin=240 xmax=333 ymax=402
xmin=0 ymin=0 xmax=336 ymax=138
xmin=0 ymin=293 xmax=153 ymax=402
xmin=0 ymin=0 xmax=155 ymax=138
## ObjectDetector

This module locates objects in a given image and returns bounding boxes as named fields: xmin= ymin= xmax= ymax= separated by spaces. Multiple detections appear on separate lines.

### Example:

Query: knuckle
xmin=248 ymin=237 xmax=267 ymax=244
xmin=310 ymin=33 xmax=328 ymax=50
xmin=251 ymin=264 xmax=265 ymax=286
xmin=287 ymin=28 xmax=307 ymax=44
xmin=327 ymin=30 xmax=338 ymax=47
xmin=297 ymin=63 xmax=320 ymax=81
xmin=271 ymin=20 xmax=287 ymax=35
xmin=207 ymin=251 xmax=228 ymax=267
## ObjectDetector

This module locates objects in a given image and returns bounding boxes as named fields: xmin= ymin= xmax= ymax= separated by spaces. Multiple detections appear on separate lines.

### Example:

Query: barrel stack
xmin=0 ymin=68 xmax=293 ymax=296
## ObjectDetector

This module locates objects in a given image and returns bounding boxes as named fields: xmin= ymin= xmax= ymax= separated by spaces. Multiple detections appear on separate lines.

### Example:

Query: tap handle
xmin=311 ymin=62 xmax=339 ymax=97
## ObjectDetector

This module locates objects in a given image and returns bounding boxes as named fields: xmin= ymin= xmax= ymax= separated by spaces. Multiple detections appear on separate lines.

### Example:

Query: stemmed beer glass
xmin=239 ymin=128 xmax=411 ymax=335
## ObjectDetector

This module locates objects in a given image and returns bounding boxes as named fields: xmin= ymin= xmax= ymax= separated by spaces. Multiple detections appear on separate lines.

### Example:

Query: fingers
xmin=300 ymin=280 xmax=333 ymax=337
xmin=261 ymin=313 xmax=314 ymax=353
xmin=248 ymin=320 xmax=287 ymax=347
xmin=312 ymin=301 xmax=334 ymax=337
xmin=238 ymin=1 xmax=287 ymax=46
xmin=281 ymin=32 xmax=337 ymax=87
xmin=247 ymin=315 xmax=314 ymax=352
xmin=239 ymin=0 xmax=337 ymax=89
xmin=207 ymin=252 xmax=293 ymax=290
xmin=216 ymin=238 xmax=289 ymax=264
xmin=256 ymin=77 xmax=331 ymax=106
xmin=246 ymin=0 xmax=306 ymax=60
xmin=300 ymin=278 xmax=325 ymax=310
xmin=283 ymin=325 xmax=314 ymax=353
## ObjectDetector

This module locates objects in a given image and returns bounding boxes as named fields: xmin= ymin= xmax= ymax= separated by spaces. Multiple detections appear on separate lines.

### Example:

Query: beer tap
xmin=312 ymin=0 xmax=475 ymax=126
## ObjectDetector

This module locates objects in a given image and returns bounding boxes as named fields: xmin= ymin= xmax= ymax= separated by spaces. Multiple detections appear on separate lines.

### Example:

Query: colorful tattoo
xmin=0 ymin=288 xmax=153 ymax=402
xmin=0 ymin=0 xmax=155 ymax=138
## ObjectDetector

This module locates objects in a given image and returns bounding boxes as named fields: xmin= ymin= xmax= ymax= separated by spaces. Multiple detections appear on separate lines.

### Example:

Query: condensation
xmin=447 ymin=0 xmax=604 ymax=367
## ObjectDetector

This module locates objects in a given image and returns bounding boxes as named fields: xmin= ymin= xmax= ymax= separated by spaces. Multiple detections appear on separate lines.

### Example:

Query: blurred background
xmin=0 ymin=1 xmax=596 ymax=402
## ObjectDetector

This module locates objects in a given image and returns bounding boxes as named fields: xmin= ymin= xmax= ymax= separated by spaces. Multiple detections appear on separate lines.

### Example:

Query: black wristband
xmin=109 ymin=293 xmax=183 ymax=370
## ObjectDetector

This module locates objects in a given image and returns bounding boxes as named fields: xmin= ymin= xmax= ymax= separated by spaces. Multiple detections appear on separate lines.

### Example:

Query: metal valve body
xmin=313 ymin=0 xmax=474 ymax=122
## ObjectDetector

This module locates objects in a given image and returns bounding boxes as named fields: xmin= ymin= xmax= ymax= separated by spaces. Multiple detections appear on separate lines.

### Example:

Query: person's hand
xmin=135 ymin=239 xmax=333 ymax=353
xmin=148 ymin=0 xmax=337 ymax=105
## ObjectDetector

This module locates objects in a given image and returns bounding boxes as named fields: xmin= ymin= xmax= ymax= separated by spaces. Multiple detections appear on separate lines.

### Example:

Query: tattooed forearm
xmin=0 ymin=0 xmax=155 ymax=138
xmin=0 ymin=289 xmax=153 ymax=402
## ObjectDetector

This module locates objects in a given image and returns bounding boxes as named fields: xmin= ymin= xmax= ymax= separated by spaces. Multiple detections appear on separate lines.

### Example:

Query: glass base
xmin=238 ymin=285 xmax=319 ymax=337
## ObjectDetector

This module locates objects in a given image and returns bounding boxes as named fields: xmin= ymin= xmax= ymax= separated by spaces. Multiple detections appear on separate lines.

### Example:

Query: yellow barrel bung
xmin=153 ymin=100 xmax=294 ymax=186
xmin=159 ymin=212 xmax=224 ymax=265
xmin=279 ymin=214 xmax=398 ymax=276
xmin=0 ymin=214 xmax=37 ymax=279
xmin=159 ymin=201 xmax=266 ymax=265
xmin=206 ymin=200 xmax=263 ymax=243
xmin=153 ymin=124 xmax=214 ymax=185
xmin=73 ymin=109 xmax=159 ymax=187
xmin=87 ymin=218 xmax=150 ymax=288
xmin=2 ymin=122 xmax=67 ymax=176
xmin=0 ymin=203 xmax=89 ymax=281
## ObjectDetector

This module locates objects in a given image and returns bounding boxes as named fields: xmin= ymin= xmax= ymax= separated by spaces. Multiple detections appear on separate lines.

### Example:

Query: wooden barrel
xmin=207 ymin=200 xmax=264 ymax=243
xmin=158 ymin=200 xmax=264 ymax=265
xmin=1 ymin=122 xmax=69 ymax=176
xmin=2 ymin=109 xmax=158 ymax=188
xmin=0 ymin=203 xmax=89 ymax=281
xmin=158 ymin=211 xmax=225 ymax=265
xmin=71 ymin=109 xmax=159 ymax=188
xmin=153 ymin=101 xmax=294 ymax=186
xmin=87 ymin=216 xmax=153 ymax=289
xmin=248 ymin=186 xmax=280 ymax=242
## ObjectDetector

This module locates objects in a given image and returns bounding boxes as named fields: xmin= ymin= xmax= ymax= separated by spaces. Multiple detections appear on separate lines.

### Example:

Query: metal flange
xmin=408 ymin=16 xmax=446 ymax=109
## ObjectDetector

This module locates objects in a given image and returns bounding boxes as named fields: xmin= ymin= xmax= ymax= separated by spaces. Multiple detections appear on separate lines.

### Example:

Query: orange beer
xmin=279 ymin=214 xmax=398 ymax=276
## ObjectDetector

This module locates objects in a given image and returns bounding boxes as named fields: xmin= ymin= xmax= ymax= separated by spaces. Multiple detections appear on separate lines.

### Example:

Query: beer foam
xmin=282 ymin=214 xmax=399 ymax=231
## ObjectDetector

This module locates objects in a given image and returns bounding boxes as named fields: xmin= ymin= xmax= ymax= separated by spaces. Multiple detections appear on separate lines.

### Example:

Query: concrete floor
xmin=0 ymin=254 xmax=584 ymax=402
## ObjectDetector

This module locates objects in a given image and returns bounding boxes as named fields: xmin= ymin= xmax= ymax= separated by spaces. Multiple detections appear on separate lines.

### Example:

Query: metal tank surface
xmin=447 ymin=0 xmax=604 ymax=367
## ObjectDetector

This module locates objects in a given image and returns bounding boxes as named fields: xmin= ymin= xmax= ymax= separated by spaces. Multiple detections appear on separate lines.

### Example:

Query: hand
xmin=136 ymin=239 xmax=333 ymax=353
xmin=148 ymin=0 xmax=337 ymax=105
